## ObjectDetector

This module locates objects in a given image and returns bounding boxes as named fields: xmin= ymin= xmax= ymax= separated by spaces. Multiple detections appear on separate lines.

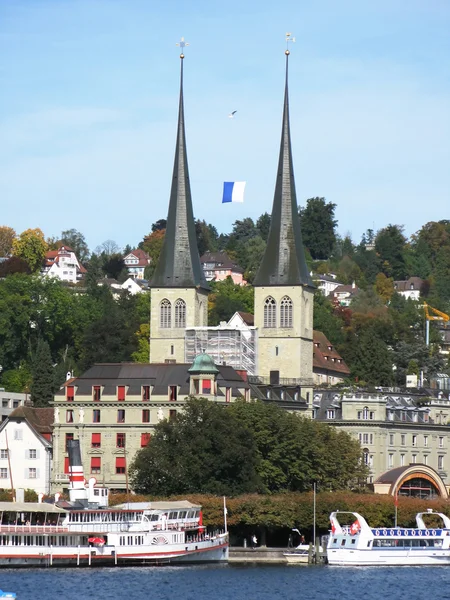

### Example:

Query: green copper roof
xmin=150 ymin=58 xmax=208 ymax=290
xmin=253 ymin=53 xmax=313 ymax=288
xmin=188 ymin=352 xmax=219 ymax=375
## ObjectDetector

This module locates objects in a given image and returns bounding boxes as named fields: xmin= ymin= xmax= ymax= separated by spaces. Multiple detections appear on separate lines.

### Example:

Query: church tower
xmin=253 ymin=40 xmax=315 ymax=396
xmin=149 ymin=41 xmax=209 ymax=363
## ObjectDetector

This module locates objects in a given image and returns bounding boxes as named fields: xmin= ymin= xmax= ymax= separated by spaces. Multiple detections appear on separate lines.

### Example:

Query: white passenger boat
xmin=0 ymin=441 xmax=228 ymax=568
xmin=327 ymin=509 xmax=450 ymax=566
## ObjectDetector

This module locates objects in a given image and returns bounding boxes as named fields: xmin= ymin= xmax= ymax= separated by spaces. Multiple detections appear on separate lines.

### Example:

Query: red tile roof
xmin=313 ymin=330 xmax=350 ymax=376
xmin=124 ymin=249 xmax=151 ymax=267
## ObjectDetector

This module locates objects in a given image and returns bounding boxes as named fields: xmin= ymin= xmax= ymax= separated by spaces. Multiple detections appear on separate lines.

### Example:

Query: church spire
xmin=254 ymin=40 xmax=313 ymax=288
xmin=150 ymin=40 xmax=208 ymax=290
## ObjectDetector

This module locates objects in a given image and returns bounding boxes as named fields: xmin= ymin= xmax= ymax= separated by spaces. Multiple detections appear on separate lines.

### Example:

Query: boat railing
xmin=0 ymin=525 xmax=69 ymax=534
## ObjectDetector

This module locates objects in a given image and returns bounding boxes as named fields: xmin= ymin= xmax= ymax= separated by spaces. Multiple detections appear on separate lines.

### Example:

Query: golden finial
xmin=285 ymin=32 xmax=295 ymax=55
xmin=176 ymin=37 xmax=189 ymax=59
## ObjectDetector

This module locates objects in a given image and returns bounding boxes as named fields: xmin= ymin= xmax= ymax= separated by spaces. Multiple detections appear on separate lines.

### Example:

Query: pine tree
xmin=30 ymin=339 xmax=54 ymax=407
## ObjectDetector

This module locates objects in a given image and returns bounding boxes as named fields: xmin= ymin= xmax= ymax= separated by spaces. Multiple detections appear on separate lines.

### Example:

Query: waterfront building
xmin=313 ymin=389 xmax=450 ymax=497
xmin=51 ymin=358 xmax=250 ymax=493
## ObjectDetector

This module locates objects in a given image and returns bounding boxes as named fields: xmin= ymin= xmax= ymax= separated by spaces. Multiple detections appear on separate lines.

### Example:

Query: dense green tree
xmin=208 ymin=278 xmax=254 ymax=325
xmin=238 ymin=236 xmax=266 ymax=283
xmin=344 ymin=326 xmax=394 ymax=386
xmin=12 ymin=228 xmax=48 ymax=272
xmin=60 ymin=229 xmax=90 ymax=263
xmin=79 ymin=287 xmax=140 ymax=370
xmin=256 ymin=213 xmax=271 ymax=242
xmin=102 ymin=254 xmax=128 ymax=281
xmin=195 ymin=219 xmax=218 ymax=255
xmin=30 ymin=339 xmax=54 ymax=407
xmin=313 ymin=293 xmax=346 ymax=347
xmin=130 ymin=398 xmax=261 ymax=496
xmin=299 ymin=197 xmax=337 ymax=260
xmin=151 ymin=219 xmax=167 ymax=232
xmin=142 ymin=229 xmax=165 ymax=279
xmin=0 ymin=362 xmax=32 ymax=393
xmin=375 ymin=225 xmax=407 ymax=279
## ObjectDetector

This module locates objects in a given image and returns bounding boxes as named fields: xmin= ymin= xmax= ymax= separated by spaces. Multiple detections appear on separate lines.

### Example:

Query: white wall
xmin=0 ymin=421 xmax=51 ymax=495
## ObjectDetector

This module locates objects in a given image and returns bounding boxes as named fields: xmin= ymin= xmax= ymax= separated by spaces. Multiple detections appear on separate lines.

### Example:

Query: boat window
xmin=351 ymin=539 xmax=356 ymax=544
xmin=367 ymin=541 xmax=371 ymax=548
xmin=150 ymin=515 xmax=159 ymax=521
xmin=341 ymin=539 xmax=346 ymax=546
xmin=169 ymin=512 xmax=177 ymax=519
xmin=332 ymin=538 xmax=337 ymax=544
xmin=179 ymin=511 xmax=187 ymax=519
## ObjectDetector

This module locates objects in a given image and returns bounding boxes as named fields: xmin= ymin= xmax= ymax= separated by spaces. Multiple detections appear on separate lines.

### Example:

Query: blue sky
xmin=1 ymin=0 xmax=449 ymax=252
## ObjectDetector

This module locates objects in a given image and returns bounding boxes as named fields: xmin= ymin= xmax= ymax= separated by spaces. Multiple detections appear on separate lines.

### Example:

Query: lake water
xmin=0 ymin=564 xmax=447 ymax=600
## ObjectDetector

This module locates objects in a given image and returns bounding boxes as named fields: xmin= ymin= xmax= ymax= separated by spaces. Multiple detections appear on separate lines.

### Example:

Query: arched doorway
xmin=374 ymin=465 xmax=448 ymax=500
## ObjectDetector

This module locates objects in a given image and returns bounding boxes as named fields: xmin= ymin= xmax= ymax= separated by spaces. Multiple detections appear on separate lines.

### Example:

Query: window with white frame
xmin=412 ymin=435 xmax=417 ymax=447
xmin=424 ymin=454 xmax=428 ymax=465
xmin=326 ymin=409 xmax=335 ymax=420
xmin=389 ymin=433 xmax=394 ymax=445
xmin=0 ymin=468 xmax=7 ymax=478
xmin=400 ymin=454 xmax=405 ymax=466
xmin=0 ymin=450 xmax=8 ymax=459
xmin=28 ymin=449 xmax=37 ymax=459
xmin=388 ymin=454 xmax=394 ymax=467
xmin=280 ymin=296 xmax=293 ymax=328
xmin=424 ymin=435 xmax=428 ymax=448
xmin=412 ymin=454 xmax=417 ymax=464
xmin=174 ymin=298 xmax=186 ymax=328
xmin=363 ymin=406 xmax=369 ymax=420
xmin=160 ymin=299 xmax=171 ymax=328
xmin=264 ymin=297 xmax=276 ymax=328
xmin=438 ymin=455 xmax=444 ymax=470
xmin=401 ymin=434 xmax=406 ymax=446
xmin=439 ymin=436 xmax=444 ymax=448
xmin=14 ymin=429 xmax=23 ymax=441
xmin=28 ymin=468 xmax=37 ymax=479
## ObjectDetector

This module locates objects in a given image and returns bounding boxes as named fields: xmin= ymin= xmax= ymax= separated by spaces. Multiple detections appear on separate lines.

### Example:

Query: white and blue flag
xmin=222 ymin=181 xmax=246 ymax=204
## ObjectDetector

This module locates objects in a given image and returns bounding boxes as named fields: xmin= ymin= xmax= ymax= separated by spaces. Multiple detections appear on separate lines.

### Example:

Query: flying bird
xmin=228 ymin=110 xmax=237 ymax=118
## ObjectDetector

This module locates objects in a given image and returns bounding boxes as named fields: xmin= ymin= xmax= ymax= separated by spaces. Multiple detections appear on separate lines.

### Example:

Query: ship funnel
xmin=67 ymin=439 xmax=88 ymax=503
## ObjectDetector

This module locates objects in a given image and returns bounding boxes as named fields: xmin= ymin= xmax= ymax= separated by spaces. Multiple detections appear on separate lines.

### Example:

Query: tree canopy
xmin=130 ymin=398 xmax=368 ymax=496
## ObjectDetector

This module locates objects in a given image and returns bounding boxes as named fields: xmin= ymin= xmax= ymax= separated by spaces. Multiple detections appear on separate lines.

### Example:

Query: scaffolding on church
xmin=185 ymin=326 xmax=257 ymax=375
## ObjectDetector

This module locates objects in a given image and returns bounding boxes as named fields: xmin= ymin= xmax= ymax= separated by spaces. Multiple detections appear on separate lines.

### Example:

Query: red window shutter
xmin=117 ymin=386 xmax=126 ymax=401
xmin=202 ymin=379 xmax=211 ymax=393
xmin=141 ymin=433 xmax=151 ymax=447
xmin=116 ymin=457 xmax=126 ymax=468
xmin=66 ymin=385 xmax=74 ymax=401
xmin=92 ymin=433 xmax=101 ymax=445
xmin=64 ymin=457 xmax=70 ymax=474
xmin=91 ymin=457 xmax=101 ymax=468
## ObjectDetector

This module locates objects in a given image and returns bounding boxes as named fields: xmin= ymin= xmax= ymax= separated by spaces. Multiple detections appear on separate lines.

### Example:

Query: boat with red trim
xmin=0 ymin=440 xmax=228 ymax=567
xmin=327 ymin=509 xmax=450 ymax=566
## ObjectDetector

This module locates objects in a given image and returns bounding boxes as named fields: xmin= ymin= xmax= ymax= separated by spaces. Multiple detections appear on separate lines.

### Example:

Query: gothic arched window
xmin=174 ymin=298 xmax=186 ymax=328
xmin=264 ymin=296 xmax=277 ymax=328
xmin=280 ymin=295 xmax=293 ymax=328
xmin=160 ymin=299 xmax=171 ymax=328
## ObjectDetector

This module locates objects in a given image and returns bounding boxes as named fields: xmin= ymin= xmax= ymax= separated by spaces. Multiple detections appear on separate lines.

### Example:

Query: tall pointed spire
xmin=150 ymin=41 xmax=208 ymax=290
xmin=254 ymin=43 xmax=313 ymax=288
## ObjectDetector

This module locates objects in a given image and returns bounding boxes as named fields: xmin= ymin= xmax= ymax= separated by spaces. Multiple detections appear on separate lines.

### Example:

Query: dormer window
xmin=93 ymin=386 xmax=101 ymax=402
xmin=66 ymin=386 xmax=74 ymax=402
xmin=169 ymin=386 xmax=178 ymax=402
